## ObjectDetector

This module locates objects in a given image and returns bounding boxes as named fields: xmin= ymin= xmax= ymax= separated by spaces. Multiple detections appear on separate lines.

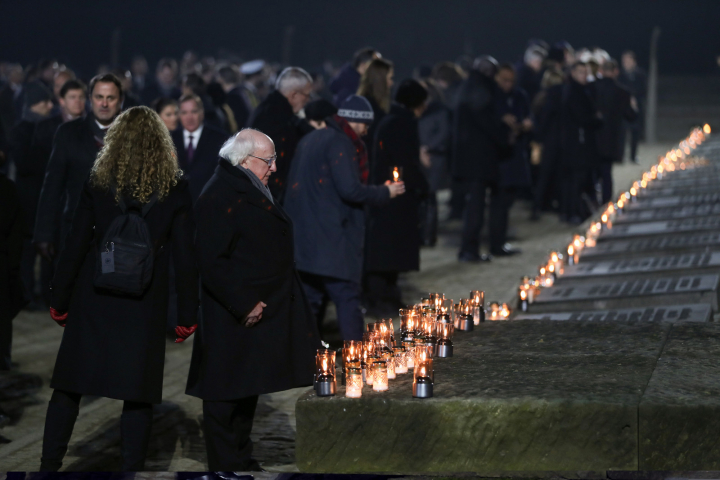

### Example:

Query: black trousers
xmin=202 ymin=396 xmax=260 ymax=471
xmin=562 ymin=168 xmax=592 ymax=221
xmin=301 ymin=272 xmax=365 ymax=341
xmin=460 ymin=180 xmax=505 ymax=256
xmin=41 ymin=389 xmax=153 ymax=471
xmin=598 ymin=160 xmax=614 ymax=204
xmin=533 ymin=150 xmax=559 ymax=213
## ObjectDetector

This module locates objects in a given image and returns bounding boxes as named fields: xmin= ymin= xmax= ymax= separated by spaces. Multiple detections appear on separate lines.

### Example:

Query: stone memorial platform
xmin=638 ymin=185 xmax=720 ymax=198
xmin=528 ymin=274 xmax=720 ymax=313
xmin=580 ymin=232 xmax=720 ymax=261
xmin=597 ymin=216 xmax=720 ymax=240
xmin=557 ymin=252 xmax=720 ymax=281
xmin=513 ymin=304 xmax=712 ymax=323
xmin=613 ymin=203 xmax=720 ymax=224
xmin=296 ymin=319 xmax=720 ymax=473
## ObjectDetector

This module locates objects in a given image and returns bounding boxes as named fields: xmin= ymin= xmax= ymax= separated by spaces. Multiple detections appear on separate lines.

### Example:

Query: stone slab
xmin=639 ymin=323 xmax=720 ymax=470
xmin=296 ymin=320 xmax=670 ymax=473
xmin=625 ymin=193 xmax=720 ymax=211
xmin=614 ymin=204 xmax=720 ymax=224
xmin=646 ymin=177 xmax=720 ymax=189
xmin=529 ymin=274 xmax=720 ymax=313
xmin=598 ymin=216 xmax=720 ymax=240
xmin=513 ymin=304 xmax=712 ymax=323
xmin=638 ymin=185 xmax=720 ymax=198
xmin=558 ymin=252 xmax=720 ymax=280
xmin=581 ymin=232 xmax=720 ymax=261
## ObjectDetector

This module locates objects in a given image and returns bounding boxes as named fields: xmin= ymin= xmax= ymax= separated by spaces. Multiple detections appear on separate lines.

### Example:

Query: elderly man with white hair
xmin=249 ymin=66 xmax=315 ymax=202
xmin=186 ymin=128 xmax=320 ymax=471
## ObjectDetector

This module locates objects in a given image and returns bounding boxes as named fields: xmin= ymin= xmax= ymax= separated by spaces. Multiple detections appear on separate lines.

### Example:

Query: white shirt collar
xmin=95 ymin=119 xmax=111 ymax=130
xmin=183 ymin=124 xmax=204 ymax=148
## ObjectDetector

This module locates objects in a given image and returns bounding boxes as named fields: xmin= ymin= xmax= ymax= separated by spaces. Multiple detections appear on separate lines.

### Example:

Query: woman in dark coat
xmin=186 ymin=129 xmax=321 ymax=471
xmin=41 ymin=106 xmax=199 ymax=471
xmin=365 ymin=80 xmax=429 ymax=312
xmin=357 ymin=58 xmax=394 ymax=166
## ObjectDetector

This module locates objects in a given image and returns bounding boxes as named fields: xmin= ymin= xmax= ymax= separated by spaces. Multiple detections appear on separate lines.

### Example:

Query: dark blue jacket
xmin=329 ymin=63 xmax=361 ymax=106
xmin=284 ymin=118 xmax=389 ymax=283
xmin=496 ymin=87 xmax=532 ymax=188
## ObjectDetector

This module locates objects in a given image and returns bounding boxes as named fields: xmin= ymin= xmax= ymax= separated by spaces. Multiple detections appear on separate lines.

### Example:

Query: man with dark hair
xmin=142 ymin=58 xmax=181 ymax=105
xmin=454 ymin=55 xmax=514 ymax=262
xmin=52 ymin=69 xmax=75 ymax=105
xmin=217 ymin=65 xmax=251 ymax=129
xmin=329 ymin=47 xmax=380 ymax=106
xmin=618 ymin=50 xmax=647 ymax=164
xmin=171 ymin=94 xmax=229 ymax=201
xmin=595 ymin=59 xmax=637 ymax=203
xmin=34 ymin=73 xmax=122 ymax=262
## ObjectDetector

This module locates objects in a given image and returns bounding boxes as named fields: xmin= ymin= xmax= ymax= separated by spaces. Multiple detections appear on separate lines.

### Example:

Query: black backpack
xmin=94 ymin=191 xmax=158 ymax=296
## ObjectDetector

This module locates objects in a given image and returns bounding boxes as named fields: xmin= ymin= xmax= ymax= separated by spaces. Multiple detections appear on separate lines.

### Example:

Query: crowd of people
xmin=0 ymin=40 xmax=647 ymax=470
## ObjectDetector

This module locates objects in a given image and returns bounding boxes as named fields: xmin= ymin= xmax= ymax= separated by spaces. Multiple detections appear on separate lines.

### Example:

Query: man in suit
xmin=249 ymin=67 xmax=314 ymax=202
xmin=595 ymin=59 xmax=638 ymax=203
xmin=34 ymin=74 xmax=123 ymax=263
xmin=171 ymin=94 xmax=229 ymax=202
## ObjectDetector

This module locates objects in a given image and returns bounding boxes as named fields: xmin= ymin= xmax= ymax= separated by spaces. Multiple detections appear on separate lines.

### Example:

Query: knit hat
xmin=24 ymin=81 xmax=53 ymax=108
xmin=305 ymin=99 xmax=338 ymax=122
xmin=337 ymin=95 xmax=374 ymax=125
xmin=395 ymin=79 xmax=428 ymax=110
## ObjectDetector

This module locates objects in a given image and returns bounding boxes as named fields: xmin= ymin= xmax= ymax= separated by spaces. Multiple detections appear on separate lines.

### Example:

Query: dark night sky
xmin=2 ymin=0 xmax=719 ymax=79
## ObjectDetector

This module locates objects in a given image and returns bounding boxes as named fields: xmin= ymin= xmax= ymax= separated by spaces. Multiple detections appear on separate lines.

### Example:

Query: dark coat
xmin=365 ymin=103 xmax=429 ymax=273
xmin=418 ymin=100 xmax=452 ymax=192
xmin=49 ymin=179 xmax=199 ymax=404
xmin=515 ymin=62 xmax=543 ymax=105
xmin=226 ymin=86 xmax=252 ymax=129
xmin=559 ymin=80 xmax=602 ymax=170
xmin=249 ymin=90 xmax=313 ymax=201
xmin=141 ymin=80 xmax=181 ymax=106
xmin=363 ymin=96 xmax=387 ymax=172
xmin=0 ymin=84 xmax=22 ymax=141
xmin=186 ymin=160 xmax=321 ymax=401
xmin=34 ymin=114 xmax=102 ymax=247
xmin=452 ymin=71 xmax=512 ymax=183
xmin=284 ymin=118 xmax=390 ymax=283
xmin=171 ymin=124 xmax=229 ymax=202
xmin=497 ymin=88 xmax=532 ymax=188
xmin=329 ymin=63 xmax=361 ymax=106
xmin=594 ymin=77 xmax=637 ymax=162
xmin=0 ymin=175 xmax=27 ymax=322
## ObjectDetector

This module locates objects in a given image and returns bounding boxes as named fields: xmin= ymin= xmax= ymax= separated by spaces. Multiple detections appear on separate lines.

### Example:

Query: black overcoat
xmin=594 ymin=78 xmax=637 ymax=162
xmin=284 ymin=118 xmax=389 ymax=284
xmin=365 ymin=103 xmax=429 ymax=273
xmin=451 ymin=71 xmax=512 ymax=183
xmin=34 ymin=114 xmax=102 ymax=246
xmin=559 ymin=80 xmax=603 ymax=171
xmin=249 ymin=90 xmax=313 ymax=201
xmin=171 ymin=124 xmax=229 ymax=202
xmin=186 ymin=160 xmax=321 ymax=401
xmin=49 ymin=179 xmax=199 ymax=404
xmin=0 ymin=175 xmax=27 ymax=323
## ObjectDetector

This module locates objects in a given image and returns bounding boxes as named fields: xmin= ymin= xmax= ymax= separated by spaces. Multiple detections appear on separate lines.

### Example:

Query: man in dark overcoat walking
xmin=187 ymin=129 xmax=321 ymax=471
xmin=33 ymin=74 xmax=123 ymax=262
xmin=249 ymin=67 xmax=314 ymax=202
xmin=285 ymin=95 xmax=403 ymax=340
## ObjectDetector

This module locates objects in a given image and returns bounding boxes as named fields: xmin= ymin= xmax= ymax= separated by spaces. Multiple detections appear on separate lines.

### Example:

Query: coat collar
xmin=216 ymin=159 xmax=288 ymax=223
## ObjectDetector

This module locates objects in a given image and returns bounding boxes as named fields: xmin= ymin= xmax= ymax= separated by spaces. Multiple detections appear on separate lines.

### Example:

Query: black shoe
xmin=491 ymin=244 xmax=522 ymax=256
xmin=458 ymin=252 xmax=481 ymax=263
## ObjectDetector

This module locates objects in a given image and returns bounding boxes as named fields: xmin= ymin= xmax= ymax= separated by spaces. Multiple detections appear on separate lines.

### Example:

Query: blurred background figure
xmin=152 ymin=97 xmax=179 ymax=132
xmin=356 ymin=58 xmax=394 ymax=162
xmin=304 ymin=98 xmax=337 ymax=129
xmin=143 ymin=58 xmax=181 ymax=105
xmin=618 ymin=50 xmax=647 ymax=164
xmin=217 ymin=64 xmax=251 ymax=130
xmin=329 ymin=47 xmax=380 ymax=106
xmin=130 ymin=55 xmax=149 ymax=98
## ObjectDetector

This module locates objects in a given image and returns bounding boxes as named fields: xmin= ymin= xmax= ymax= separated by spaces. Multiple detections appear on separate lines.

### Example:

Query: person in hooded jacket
xmin=364 ymin=80 xmax=429 ymax=313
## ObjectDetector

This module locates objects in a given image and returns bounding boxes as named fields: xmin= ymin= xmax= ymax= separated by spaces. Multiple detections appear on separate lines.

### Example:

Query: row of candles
xmin=516 ymin=125 xmax=712 ymax=312
xmin=314 ymin=291 xmax=513 ymax=399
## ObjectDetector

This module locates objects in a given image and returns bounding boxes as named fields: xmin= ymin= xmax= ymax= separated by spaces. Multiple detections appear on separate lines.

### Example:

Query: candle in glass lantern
xmin=391 ymin=166 xmax=403 ymax=183
xmin=403 ymin=339 xmax=415 ymax=368
xmin=488 ymin=302 xmax=501 ymax=321
xmin=393 ymin=346 xmax=407 ymax=373
xmin=345 ymin=365 xmax=363 ymax=398
xmin=500 ymin=303 xmax=511 ymax=319
xmin=437 ymin=322 xmax=454 ymax=357
xmin=519 ymin=287 xmax=529 ymax=312
xmin=415 ymin=346 xmax=434 ymax=382
xmin=412 ymin=364 xmax=433 ymax=398
xmin=470 ymin=290 xmax=485 ymax=324
xmin=316 ymin=357 xmax=336 ymax=396
xmin=383 ymin=350 xmax=396 ymax=379
xmin=372 ymin=361 xmax=389 ymax=392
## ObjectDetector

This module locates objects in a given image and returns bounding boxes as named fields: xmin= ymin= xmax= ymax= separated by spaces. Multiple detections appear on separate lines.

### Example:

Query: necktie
xmin=187 ymin=135 xmax=195 ymax=163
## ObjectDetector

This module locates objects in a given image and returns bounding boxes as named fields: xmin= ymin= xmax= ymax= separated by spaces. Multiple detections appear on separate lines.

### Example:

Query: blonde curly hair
xmin=91 ymin=106 xmax=181 ymax=203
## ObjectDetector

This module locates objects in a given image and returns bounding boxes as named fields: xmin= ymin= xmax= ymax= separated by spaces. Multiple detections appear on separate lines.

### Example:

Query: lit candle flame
xmin=322 ymin=358 xmax=327 ymax=372
xmin=520 ymin=289 xmax=527 ymax=300
xmin=392 ymin=167 xmax=400 ymax=182
xmin=568 ymin=245 xmax=574 ymax=256
xmin=704 ymin=124 xmax=711 ymax=134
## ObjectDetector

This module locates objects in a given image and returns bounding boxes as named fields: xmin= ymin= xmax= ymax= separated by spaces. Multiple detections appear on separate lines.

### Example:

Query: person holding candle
xmin=364 ymin=79 xmax=430 ymax=315
xmin=187 ymin=128 xmax=321 ymax=471
xmin=285 ymin=95 xmax=404 ymax=342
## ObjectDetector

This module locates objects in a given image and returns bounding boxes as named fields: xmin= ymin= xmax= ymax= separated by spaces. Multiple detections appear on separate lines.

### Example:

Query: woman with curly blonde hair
xmin=41 ymin=106 xmax=199 ymax=471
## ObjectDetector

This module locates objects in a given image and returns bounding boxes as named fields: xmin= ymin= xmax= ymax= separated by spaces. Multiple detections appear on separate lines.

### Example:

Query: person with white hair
xmin=516 ymin=44 xmax=547 ymax=103
xmin=187 ymin=128 xmax=320 ymax=471
xmin=249 ymin=66 xmax=315 ymax=202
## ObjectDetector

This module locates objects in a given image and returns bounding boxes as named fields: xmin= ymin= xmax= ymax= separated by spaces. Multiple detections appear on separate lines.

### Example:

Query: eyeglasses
xmin=248 ymin=154 xmax=277 ymax=167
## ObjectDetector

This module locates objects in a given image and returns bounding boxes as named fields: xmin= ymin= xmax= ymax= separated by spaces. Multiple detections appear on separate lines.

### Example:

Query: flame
xmin=540 ymin=266 xmax=546 ymax=275
xmin=601 ymin=213 xmax=608 ymax=223
xmin=630 ymin=187 xmax=637 ymax=196
xmin=520 ymin=289 xmax=527 ymax=300
xmin=704 ymin=124 xmax=711 ymax=134
xmin=322 ymin=358 xmax=328 ymax=372
xmin=568 ymin=245 xmax=574 ymax=256
xmin=420 ymin=366 xmax=426 ymax=377
xmin=551 ymin=252 xmax=559 ymax=263
xmin=548 ymin=263 xmax=555 ymax=273
xmin=392 ymin=167 xmax=400 ymax=182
